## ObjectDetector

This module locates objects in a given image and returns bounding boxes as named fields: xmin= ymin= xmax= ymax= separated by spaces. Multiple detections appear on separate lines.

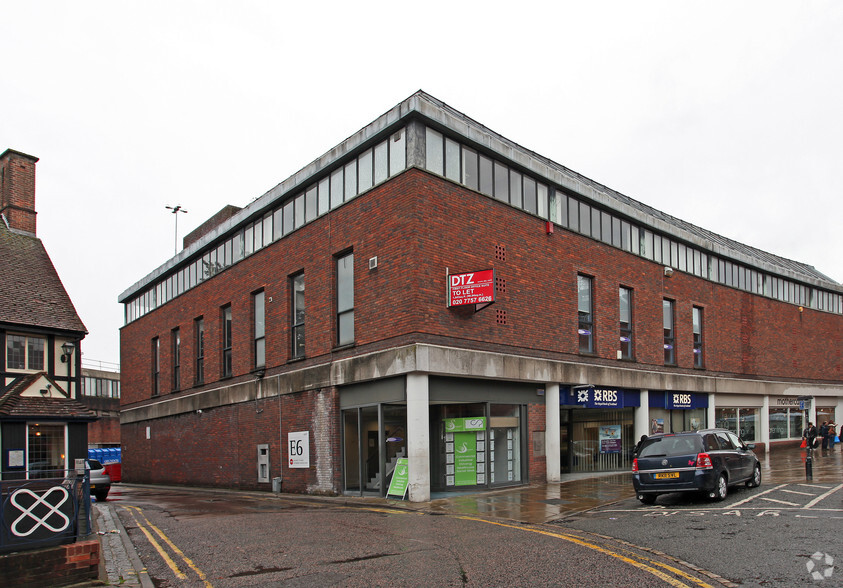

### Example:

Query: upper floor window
xmin=577 ymin=275 xmax=594 ymax=353
xmin=195 ymin=318 xmax=205 ymax=385
xmin=253 ymin=291 xmax=265 ymax=369
xmin=6 ymin=334 xmax=45 ymax=371
xmin=619 ymin=287 xmax=633 ymax=360
xmin=663 ymin=299 xmax=676 ymax=365
xmin=693 ymin=306 xmax=704 ymax=368
xmin=337 ymin=253 xmax=354 ymax=346
xmin=222 ymin=306 xmax=233 ymax=377
xmin=151 ymin=337 xmax=160 ymax=396
xmin=291 ymin=273 xmax=305 ymax=359
xmin=172 ymin=328 xmax=180 ymax=391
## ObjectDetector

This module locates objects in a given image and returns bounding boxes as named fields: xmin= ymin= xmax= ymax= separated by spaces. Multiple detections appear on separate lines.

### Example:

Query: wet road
xmin=108 ymin=485 xmax=722 ymax=587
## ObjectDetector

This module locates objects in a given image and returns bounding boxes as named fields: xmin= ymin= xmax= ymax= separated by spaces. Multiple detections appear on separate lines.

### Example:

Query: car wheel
xmin=638 ymin=494 xmax=657 ymax=505
xmin=94 ymin=491 xmax=108 ymax=502
xmin=746 ymin=464 xmax=761 ymax=488
xmin=710 ymin=474 xmax=728 ymax=501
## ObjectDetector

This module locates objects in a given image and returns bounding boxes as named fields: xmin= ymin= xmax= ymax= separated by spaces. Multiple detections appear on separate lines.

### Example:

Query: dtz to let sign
xmin=449 ymin=270 xmax=494 ymax=307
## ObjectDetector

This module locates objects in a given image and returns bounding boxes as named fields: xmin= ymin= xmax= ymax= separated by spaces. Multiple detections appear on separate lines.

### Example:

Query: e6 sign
xmin=288 ymin=431 xmax=309 ymax=468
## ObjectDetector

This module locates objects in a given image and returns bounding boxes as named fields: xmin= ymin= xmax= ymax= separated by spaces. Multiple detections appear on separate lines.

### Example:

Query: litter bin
xmin=272 ymin=477 xmax=282 ymax=493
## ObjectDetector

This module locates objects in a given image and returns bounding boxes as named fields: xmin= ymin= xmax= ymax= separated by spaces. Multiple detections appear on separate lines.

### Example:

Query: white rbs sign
xmin=288 ymin=431 xmax=310 ymax=468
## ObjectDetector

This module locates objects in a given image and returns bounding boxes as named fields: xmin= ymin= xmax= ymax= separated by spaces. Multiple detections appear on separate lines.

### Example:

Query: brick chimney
xmin=0 ymin=148 xmax=39 ymax=235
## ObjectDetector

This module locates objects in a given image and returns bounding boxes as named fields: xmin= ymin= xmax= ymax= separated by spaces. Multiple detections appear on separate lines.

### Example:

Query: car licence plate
xmin=654 ymin=472 xmax=679 ymax=479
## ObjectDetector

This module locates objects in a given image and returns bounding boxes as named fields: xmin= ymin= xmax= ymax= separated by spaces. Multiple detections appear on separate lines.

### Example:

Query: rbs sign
xmin=448 ymin=269 xmax=495 ymax=307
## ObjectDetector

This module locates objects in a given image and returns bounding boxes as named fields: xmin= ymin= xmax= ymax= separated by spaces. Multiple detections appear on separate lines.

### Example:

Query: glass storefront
xmin=342 ymin=404 xmax=407 ymax=496
xmin=715 ymin=407 xmax=759 ymax=442
xmin=433 ymin=403 xmax=526 ymax=490
xmin=563 ymin=408 xmax=634 ymax=473
xmin=769 ymin=407 xmax=804 ymax=440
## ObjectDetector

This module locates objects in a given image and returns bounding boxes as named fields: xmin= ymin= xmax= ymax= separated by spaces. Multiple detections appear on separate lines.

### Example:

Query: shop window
xmin=715 ymin=407 xmax=758 ymax=442
xmin=578 ymin=275 xmax=594 ymax=353
xmin=663 ymin=299 xmax=675 ymax=365
xmin=619 ymin=287 xmax=633 ymax=360
xmin=769 ymin=408 xmax=804 ymax=440
xmin=27 ymin=423 xmax=66 ymax=479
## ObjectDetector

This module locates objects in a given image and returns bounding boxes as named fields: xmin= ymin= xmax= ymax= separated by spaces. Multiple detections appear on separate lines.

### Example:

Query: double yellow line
xmin=459 ymin=517 xmax=715 ymax=588
xmin=123 ymin=505 xmax=213 ymax=587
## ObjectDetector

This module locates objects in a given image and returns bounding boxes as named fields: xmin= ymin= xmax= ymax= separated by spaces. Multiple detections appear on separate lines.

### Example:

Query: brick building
xmin=1 ymin=148 xmax=93 ymax=478
xmin=118 ymin=92 xmax=843 ymax=502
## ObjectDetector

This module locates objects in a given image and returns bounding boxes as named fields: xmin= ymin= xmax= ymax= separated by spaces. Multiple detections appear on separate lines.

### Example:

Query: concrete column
xmin=406 ymin=373 xmax=430 ymax=502
xmin=837 ymin=398 xmax=843 ymax=426
xmin=760 ymin=395 xmax=770 ymax=449
xmin=635 ymin=390 xmax=650 ymax=441
xmin=545 ymin=383 xmax=560 ymax=483
xmin=707 ymin=393 xmax=717 ymax=429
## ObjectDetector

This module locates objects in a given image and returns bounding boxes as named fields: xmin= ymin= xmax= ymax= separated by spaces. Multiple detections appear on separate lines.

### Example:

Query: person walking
xmin=803 ymin=422 xmax=818 ymax=449
xmin=828 ymin=423 xmax=837 ymax=450
xmin=820 ymin=421 xmax=829 ymax=450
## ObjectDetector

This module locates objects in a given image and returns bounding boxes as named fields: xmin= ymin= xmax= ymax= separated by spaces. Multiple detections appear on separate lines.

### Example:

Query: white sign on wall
xmin=288 ymin=431 xmax=310 ymax=468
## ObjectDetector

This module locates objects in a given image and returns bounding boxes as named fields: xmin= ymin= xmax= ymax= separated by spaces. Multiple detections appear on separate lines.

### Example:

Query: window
xmin=152 ymin=337 xmax=160 ymax=396
xmin=577 ymin=275 xmax=594 ymax=353
xmin=6 ymin=334 xmax=45 ymax=371
xmin=195 ymin=318 xmax=205 ymax=385
xmin=222 ymin=305 xmax=233 ymax=377
xmin=619 ymin=287 xmax=633 ymax=360
xmin=172 ymin=328 xmax=180 ymax=391
xmin=254 ymin=291 xmax=265 ymax=369
xmin=692 ymin=306 xmax=704 ymax=368
xmin=337 ymin=253 xmax=354 ymax=346
xmin=291 ymin=273 xmax=305 ymax=358
xmin=663 ymin=300 xmax=675 ymax=365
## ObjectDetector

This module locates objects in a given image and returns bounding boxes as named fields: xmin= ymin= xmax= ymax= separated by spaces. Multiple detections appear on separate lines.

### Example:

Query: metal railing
xmin=0 ymin=469 xmax=92 ymax=554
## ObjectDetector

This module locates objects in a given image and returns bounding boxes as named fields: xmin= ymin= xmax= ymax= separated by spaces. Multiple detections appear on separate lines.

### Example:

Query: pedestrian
xmin=819 ymin=421 xmax=829 ymax=450
xmin=829 ymin=423 xmax=837 ymax=450
xmin=634 ymin=434 xmax=648 ymax=457
xmin=803 ymin=422 xmax=818 ymax=449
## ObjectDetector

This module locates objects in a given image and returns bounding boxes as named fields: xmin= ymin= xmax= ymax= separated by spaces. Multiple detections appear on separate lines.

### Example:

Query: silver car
xmin=86 ymin=459 xmax=112 ymax=501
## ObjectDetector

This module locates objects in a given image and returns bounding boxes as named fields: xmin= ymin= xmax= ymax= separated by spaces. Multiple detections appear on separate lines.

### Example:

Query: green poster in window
xmin=444 ymin=417 xmax=486 ymax=433
xmin=386 ymin=458 xmax=409 ymax=498
xmin=454 ymin=432 xmax=477 ymax=486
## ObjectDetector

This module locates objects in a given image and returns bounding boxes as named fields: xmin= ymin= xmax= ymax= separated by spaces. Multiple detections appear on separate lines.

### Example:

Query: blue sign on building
xmin=565 ymin=386 xmax=640 ymax=409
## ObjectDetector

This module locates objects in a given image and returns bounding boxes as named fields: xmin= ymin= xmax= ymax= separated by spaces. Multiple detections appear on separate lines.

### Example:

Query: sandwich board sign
xmin=386 ymin=458 xmax=409 ymax=499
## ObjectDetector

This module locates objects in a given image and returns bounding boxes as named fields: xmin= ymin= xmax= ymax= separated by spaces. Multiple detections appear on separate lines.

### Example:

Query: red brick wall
xmin=120 ymin=169 xmax=843 ymax=407
xmin=527 ymin=402 xmax=547 ymax=482
xmin=0 ymin=150 xmax=38 ymax=234
xmin=0 ymin=540 xmax=99 ymax=588
xmin=87 ymin=415 xmax=121 ymax=446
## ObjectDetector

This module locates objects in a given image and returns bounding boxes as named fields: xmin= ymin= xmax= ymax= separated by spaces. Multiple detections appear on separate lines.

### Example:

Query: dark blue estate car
xmin=632 ymin=429 xmax=761 ymax=504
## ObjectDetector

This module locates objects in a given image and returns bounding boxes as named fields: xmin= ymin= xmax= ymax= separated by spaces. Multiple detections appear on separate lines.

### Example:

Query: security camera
xmin=196 ymin=409 xmax=203 ymax=414
xmin=664 ymin=267 xmax=674 ymax=278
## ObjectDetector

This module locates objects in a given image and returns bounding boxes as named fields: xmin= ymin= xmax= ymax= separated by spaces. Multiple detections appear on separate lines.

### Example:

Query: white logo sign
xmin=288 ymin=431 xmax=310 ymax=469
xmin=11 ymin=486 xmax=71 ymax=537
xmin=806 ymin=552 xmax=834 ymax=581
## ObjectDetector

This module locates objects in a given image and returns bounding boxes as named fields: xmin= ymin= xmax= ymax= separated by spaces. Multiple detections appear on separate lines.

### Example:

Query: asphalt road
xmin=110 ymin=485 xmax=725 ymax=587
xmin=557 ymin=480 xmax=843 ymax=587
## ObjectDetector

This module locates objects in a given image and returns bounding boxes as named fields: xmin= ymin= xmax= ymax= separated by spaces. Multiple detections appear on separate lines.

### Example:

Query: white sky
xmin=2 ymin=1 xmax=841 ymax=367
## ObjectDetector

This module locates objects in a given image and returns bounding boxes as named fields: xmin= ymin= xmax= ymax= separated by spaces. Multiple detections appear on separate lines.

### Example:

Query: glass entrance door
xmin=342 ymin=404 xmax=407 ymax=496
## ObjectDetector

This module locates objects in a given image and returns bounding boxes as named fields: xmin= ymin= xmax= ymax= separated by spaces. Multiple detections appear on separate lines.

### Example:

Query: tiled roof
xmin=0 ymin=225 xmax=87 ymax=333
xmin=0 ymin=373 xmax=96 ymax=420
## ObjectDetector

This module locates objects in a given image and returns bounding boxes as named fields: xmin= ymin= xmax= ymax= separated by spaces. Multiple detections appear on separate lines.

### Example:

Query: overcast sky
xmin=2 ymin=1 xmax=841 ymax=368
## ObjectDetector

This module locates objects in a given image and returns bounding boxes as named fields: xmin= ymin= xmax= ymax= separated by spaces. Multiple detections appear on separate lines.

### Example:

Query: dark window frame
xmin=663 ymin=299 xmax=676 ymax=366
xmin=222 ymin=305 xmax=233 ymax=378
xmin=253 ymin=291 xmax=265 ymax=369
xmin=171 ymin=328 xmax=180 ymax=391
xmin=291 ymin=273 xmax=305 ymax=359
xmin=151 ymin=337 xmax=160 ymax=396
xmin=336 ymin=252 xmax=355 ymax=346
xmin=578 ymin=274 xmax=595 ymax=354
xmin=619 ymin=286 xmax=634 ymax=360
xmin=194 ymin=317 xmax=205 ymax=385
xmin=693 ymin=306 xmax=704 ymax=368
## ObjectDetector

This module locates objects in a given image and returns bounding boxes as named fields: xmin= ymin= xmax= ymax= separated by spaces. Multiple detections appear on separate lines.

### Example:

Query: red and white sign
xmin=448 ymin=269 xmax=495 ymax=308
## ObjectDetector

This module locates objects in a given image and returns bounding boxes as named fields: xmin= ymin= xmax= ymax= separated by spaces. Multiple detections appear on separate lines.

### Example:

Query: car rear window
xmin=639 ymin=435 xmax=702 ymax=457
xmin=88 ymin=459 xmax=103 ymax=469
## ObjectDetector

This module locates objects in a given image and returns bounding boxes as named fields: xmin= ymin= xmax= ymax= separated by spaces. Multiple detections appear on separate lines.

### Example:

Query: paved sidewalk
xmin=93 ymin=501 xmax=153 ymax=587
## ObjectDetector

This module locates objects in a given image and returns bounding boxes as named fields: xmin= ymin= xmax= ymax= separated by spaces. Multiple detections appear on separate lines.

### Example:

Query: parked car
xmin=86 ymin=459 xmax=111 ymax=501
xmin=632 ymin=428 xmax=760 ymax=505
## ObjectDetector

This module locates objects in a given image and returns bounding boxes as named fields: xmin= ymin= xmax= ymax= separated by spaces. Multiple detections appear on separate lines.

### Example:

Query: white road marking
xmin=760 ymin=497 xmax=800 ymax=506
xmin=780 ymin=489 xmax=816 ymax=496
xmin=803 ymin=484 xmax=843 ymax=509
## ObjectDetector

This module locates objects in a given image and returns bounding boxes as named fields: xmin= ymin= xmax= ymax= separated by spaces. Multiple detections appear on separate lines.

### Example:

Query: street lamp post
xmin=166 ymin=205 xmax=188 ymax=255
